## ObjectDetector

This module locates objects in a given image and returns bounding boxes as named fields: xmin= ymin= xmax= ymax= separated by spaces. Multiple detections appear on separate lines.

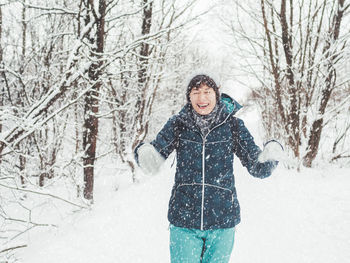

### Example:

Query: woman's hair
xmin=187 ymin=74 xmax=220 ymax=102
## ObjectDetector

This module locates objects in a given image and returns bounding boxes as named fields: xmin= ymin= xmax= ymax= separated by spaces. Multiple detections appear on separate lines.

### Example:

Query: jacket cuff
xmin=263 ymin=139 xmax=284 ymax=151
xmin=134 ymin=143 xmax=145 ymax=165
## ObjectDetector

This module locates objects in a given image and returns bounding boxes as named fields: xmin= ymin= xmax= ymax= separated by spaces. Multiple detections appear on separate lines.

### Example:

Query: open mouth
xmin=197 ymin=104 xmax=209 ymax=109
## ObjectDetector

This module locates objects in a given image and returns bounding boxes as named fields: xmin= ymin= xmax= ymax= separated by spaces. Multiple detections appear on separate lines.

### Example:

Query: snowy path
xmin=20 ymin=163 xmax=350 ymax=263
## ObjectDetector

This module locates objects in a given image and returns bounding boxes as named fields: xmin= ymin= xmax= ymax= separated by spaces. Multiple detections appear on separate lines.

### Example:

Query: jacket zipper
xmin=201 ymin=135 xmax=206 ymax=230
xmin=199 ymin=112 xmax=233 ymax=231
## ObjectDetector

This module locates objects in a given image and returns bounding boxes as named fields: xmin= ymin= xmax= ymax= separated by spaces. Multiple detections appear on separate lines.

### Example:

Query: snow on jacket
xmin=135 ymin=94 xmax=277 ymax=230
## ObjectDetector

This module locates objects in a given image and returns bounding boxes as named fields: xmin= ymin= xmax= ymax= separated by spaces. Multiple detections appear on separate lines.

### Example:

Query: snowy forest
xmin=0 ymin=0 xmax=349 ymax=262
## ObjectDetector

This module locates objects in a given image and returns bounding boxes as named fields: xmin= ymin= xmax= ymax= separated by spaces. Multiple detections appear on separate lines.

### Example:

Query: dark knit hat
xmin=186 ymin=74 xmax=220 ymax=103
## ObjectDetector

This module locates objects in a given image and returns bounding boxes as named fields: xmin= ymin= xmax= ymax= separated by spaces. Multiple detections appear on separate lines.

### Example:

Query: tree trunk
xmin=280 ymin=0 xmax=300 ymax=158
xmin=133 ymin=0 xmax=153 ymax=151
xmin=19 ymin=2 xmax=27 ymax=183
xmin=303 ymin=0 xmax=345 ymax=167
xmin=0 ymin=7 xmax=3 ymax=159
xmin=82 ymin=0 xmax=106 ymax=201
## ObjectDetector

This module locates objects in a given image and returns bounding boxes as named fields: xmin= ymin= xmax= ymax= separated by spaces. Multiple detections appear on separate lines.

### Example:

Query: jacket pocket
xmin=203 ymin=185 xmax=235 ymax=227
xmin=168 ymin=184 xmax=202 ymax=227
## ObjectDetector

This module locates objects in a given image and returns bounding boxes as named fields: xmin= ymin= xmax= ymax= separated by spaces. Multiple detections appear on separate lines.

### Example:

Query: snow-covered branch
xmin=0 ymin=182 xmax=89 ymax=209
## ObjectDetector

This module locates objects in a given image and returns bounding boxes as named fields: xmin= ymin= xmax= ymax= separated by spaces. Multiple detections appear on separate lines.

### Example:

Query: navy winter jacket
xmin=136 ymin=95 xmax=277 ymax=230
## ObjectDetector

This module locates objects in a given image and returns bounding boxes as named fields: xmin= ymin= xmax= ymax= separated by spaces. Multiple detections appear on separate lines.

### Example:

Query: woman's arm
xmin=232 ymin=117 xmax=279 ymax=178
xmin=134 ymin=115 xmax=178 ymax=175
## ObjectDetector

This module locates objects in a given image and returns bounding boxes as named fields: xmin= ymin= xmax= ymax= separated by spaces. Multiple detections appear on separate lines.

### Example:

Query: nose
xmin=198 ymin=92 xmax=207 ymax=101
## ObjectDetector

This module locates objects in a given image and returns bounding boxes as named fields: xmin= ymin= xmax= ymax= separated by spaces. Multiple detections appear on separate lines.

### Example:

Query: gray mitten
xmin=258 ymin=140 xmax=284 ymax=163
xmin=137 ymin=143 xmax=165 ymax=175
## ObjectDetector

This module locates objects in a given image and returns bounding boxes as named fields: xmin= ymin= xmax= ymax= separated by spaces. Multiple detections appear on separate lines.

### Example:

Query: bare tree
xmin=105 ymin=0 xmax=202 ymax=180
xmin=0 ymin=0 xmax=208 ymax=255
xmin=133 ymin=0 xmax=153 ymax=152
xmin=224 ymin=0 xmax=350 ymax=168
xmin=81 ymin=0 xmax=106 ymax=201
xmin=0 ymin=6 xmax=3 ymax=151
xmin=0 ymin=0 xmax=95 ymax=249
xmin=303 ymin=0 xmax=348 ymax=166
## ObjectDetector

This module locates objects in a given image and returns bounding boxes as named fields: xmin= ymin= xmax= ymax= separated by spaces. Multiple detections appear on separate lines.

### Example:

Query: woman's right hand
xmin=137 ymin=143 xmax=165 ymax=175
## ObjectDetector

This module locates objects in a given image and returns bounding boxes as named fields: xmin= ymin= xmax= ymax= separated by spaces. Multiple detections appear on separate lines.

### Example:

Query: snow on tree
xmin=220 ymin=0 xmax=350 ymax=168
xmin=0 ymin=0 xmax=207 ymax=258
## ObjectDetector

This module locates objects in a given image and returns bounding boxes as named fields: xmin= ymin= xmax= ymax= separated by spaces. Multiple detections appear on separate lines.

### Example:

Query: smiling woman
xmin=189 ymin=85 xmax=217 ymax=115
xmin=134 ymin=74 xmax=283 ymax=263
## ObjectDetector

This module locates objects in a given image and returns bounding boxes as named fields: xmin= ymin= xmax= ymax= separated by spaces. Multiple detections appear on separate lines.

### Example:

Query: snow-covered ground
xmin=13 ymin=104 xmax=350 ymax=263
xmin=17 ymin=155 xmax=350 ymax=263
xmin=11 ymin=106 xmax=350 ymax=263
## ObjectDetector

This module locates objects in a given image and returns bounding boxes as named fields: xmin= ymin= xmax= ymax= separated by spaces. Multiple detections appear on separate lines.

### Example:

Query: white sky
xmin=188 ymin=0 xmax=253 ymax=102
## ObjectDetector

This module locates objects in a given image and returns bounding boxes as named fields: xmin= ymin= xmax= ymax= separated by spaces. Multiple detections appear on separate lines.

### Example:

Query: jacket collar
xmin=177 ymin=94 xmax=242 ymax=130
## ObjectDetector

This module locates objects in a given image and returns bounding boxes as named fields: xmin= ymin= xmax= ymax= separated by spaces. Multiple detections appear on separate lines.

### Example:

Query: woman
xmin=135 ymin=74 xmax=283 ymax=263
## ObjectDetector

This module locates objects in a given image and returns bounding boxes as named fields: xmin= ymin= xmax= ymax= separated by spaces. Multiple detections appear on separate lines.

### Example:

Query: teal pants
xmin=170 ymin=225 xmax=235 ymax=263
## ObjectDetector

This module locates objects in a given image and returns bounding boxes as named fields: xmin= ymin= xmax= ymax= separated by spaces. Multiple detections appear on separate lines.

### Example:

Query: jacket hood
xmin=221 ymin=93 xmax=242 ymax=115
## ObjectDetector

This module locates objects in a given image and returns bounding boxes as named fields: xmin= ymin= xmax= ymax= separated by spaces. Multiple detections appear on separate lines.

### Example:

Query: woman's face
xmin=189 ymin=84 xmax=217 ymax=115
